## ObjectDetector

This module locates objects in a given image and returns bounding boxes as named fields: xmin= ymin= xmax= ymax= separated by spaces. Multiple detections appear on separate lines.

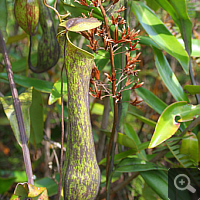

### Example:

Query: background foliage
xmin=1 ymin=0 xmax=200 ymax=199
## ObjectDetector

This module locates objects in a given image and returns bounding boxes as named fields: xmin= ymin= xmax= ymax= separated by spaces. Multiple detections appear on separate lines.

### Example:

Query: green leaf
xmin=130 ymin=1 xmax=189 ymax=74
xmin=48 ymin=71 xmax=68 ymax=105
xmin=29 ymin=88 xmax=44 ymax=145
xmin=6 ymin=33 xmax=27 ymax=45
xmin=166 ymin=140 xmax=194 ymax=168
xmin=146 ymin=0 xmax=160 ymax=11
xmin=180 ymin=133 xmax=199 ymax=165
xmin=139 ymin=36 xmax=161 ymax=49
xmin=0 ymin=176 xmax=16 ymax=194
xmin=61 ymin=0 xmax=103 ymax=20
xmin=124 ymin=123 xmax=147 ymax=159
xmin=191 ymin=39 xmax=200 ymax=57
xmin=149 ymin=102 xmax=200 ymax=148
xmin=0 ymin=0 xmax=7 ymax=39
xmin=11 ymin=54 xmax=37 ymax=73
xmin=115 ymin=157 xmax=167 ymax=173
xmin=0 ymin=88 xmax=32 ymax=146
xmin=140 ymin=170 xmax=168 ymax=200
xmin=0 ymin=170 xmax=27 ymax=183
xmin=136 ymin=87 xmax=167 ymax=114
xmin=94 ymin=50 xmax=110 ymax=72
xmin=154 ymin=0 xmax=192 ymax=54
xmin=127 ymin=112 xmax=156 ymax=127
xmin=98 ymin=149 xmax=136 ymax=166
xmin=138 ymin=141 xmax=150 ymax=151
xmin=59 ymin=17 xmax=101 ymax=32
xmin=103 ymin=130 xmax=138 ymax=151
xmin=178 ymin=38 xmax=200 ymax=57
xmin=184 ymin=85 xmax=200 ymax=95
xmin=34 ymin=174 xmax=59 ymax=197
xmin=153 ymin=47 xmax=189 ymax=102
xmin=0 ymin=72 xmax=53 ymax=93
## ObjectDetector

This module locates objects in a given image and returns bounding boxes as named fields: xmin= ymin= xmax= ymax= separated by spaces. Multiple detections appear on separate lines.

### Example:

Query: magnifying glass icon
xmin=174 ymin=174 xmax=196 ymax=193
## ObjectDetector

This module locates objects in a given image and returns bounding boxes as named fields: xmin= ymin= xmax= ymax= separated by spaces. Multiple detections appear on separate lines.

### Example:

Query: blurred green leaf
xmin=138 ymin=141 xmax=150 ymax=151
xmin=146 ymin=0 xmax=160 ymax=11
xmin=48 ymin=71 xmax=68 ymax=105
xmin=136 ymin=87 xmax=167 ymax=114
xmin=115 ymin=157 xmax=167 ymax=173
xmin=6 ymin=33 xmax=27 ymax=45
xmin=99 ymin=149 xmax=136 ymax=165
xmin=124 ymin=123 xmax=147 ymax=159
xmin=61 ymin=0 xmax=103 ymax=20
xmin=178 ymin=38 xmax=200 ymax=57
xmin=127 ymin=112 xmax=156 ymax=127
xmin=149 ymin=101 xmax=200 ymax=148
xmin=130 ymin=1 xmax=189 ymax=74
xmin=11 ymin=54 xmax=37 ymax=73
xmin=0 ymin=88 xmax=32 ymax=146
xmin=184 ymin=85 xmax=200 ymax=95
xmin=191 ymin=39 xmax=200 ymax=57
xmin=180 ymin=133 xmax=199 ymax=164
xmin=139 ymin=36 xmax=161 ymax=49
xmin=0 ymin=176 xmax=16 ymax=194
xmin=0 ymin=73 xmax=53 ymax=93
xmin=140 ymin=170 xmax=168 ymax=200
xmin=103 ymin=130 xmax=138 ymax=151
xmin=34 ymin=174 xmax=59 ymax=197
xmin=94 ymin=50 xmax=110 ymax=72
xmin=29 ymin=88 xmax=44 ymax=145
xmin=153 ymin=47 xmax=189 ymax=102
xmin=0 ymin=170 xmax=27 ymax=183
xmin=155 ymin=0 xmax=192 ymax=54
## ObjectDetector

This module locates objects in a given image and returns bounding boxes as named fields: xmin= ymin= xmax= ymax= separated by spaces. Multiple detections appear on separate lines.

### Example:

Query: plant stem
xmin=57 ymin=63 xmax=66 ymax=200
xmin=98 ymin=2 xmax=118 ymax=199
xmin=0 ymin=30 xmax=34 ymax=185
xmin=183 ymin=29 xmax=200 ymax=104
xmin=96 ymin=97 xmax=110 ymax=163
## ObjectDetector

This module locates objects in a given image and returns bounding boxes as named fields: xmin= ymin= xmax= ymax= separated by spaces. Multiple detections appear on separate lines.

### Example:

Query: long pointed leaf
xmin=136 ymin=87 xmax=167 ymax=114
xmin=0 ymin=73 xmax=53 ymax=93
xmin=130 ymin=1 xmax=189 ymax=74
xmin=140 ymin=170 xmax=168 ymax=200
xmin=153 ymin=47 xmax=189 ymax=102
xmin=0 ymin=88 xmax=32 ymax=146
xmin=154 ymin=0 xmax=192 ymax=54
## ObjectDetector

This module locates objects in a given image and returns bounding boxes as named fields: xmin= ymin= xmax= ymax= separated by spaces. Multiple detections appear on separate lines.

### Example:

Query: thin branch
xmin=98 ymin=2 xmax=118 ymax=199
xmin=179 ymin=116 xmax=200 ymax=137
xmin=43 ymin=134 xmax=66 ymax=151
xmin=182 ymin=29 xmax=200 ymax=104
xmin=97 ymin=97 xmax=110 ymax=163
xmin=43 ymin=0 xmax=62 ymax=23
xmin=57 ymin=46 xmax=66 ymax=200
xmin=0 ymin=30 xmax=34 ymax=185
